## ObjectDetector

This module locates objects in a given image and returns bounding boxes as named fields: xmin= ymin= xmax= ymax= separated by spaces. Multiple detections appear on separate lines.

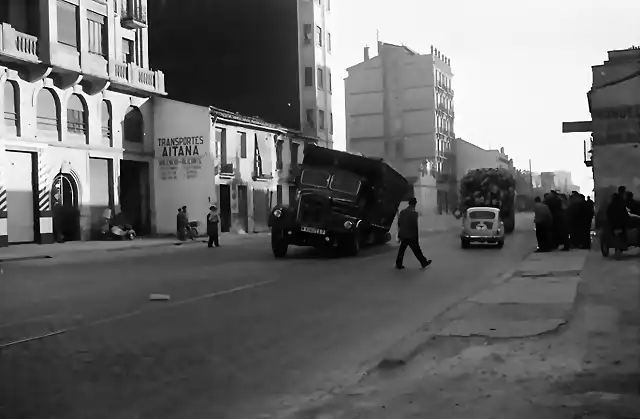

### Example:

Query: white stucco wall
xmin=152 ymin=98 xmax=214 ymax=234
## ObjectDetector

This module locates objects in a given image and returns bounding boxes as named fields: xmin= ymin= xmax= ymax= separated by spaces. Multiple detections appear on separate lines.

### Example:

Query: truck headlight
xmin=273 ymin=209 xmax=282 ymax=218
xmin=344 ymin=221 xmax=353 ymax=229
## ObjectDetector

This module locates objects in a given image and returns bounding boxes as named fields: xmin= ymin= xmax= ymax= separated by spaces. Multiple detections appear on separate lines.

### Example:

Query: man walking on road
xmin=395 ymin=197 xmax=432 ymax=270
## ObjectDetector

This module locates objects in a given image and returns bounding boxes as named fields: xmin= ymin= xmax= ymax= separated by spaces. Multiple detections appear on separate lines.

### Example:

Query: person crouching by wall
xmin=207 ymin=205 xmax=220 ymax=248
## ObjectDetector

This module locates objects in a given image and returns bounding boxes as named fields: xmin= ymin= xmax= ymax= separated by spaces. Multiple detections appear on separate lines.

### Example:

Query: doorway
xmin=219 ymin=184 xmax=231 ymax=233
xmin=119 ymin=160 xmax=150 ymax=235
xmin=6 ymin=151 xmax=36 ymax=243
xmin=237 ymin=185 xmax=249 ymax=233
xmin=52 ymin=173 xmax=81 ymax=242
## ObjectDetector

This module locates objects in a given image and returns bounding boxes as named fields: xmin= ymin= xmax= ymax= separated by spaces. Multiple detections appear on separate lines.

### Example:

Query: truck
xmin=268 ymin=145 xmax=410 ymax=258
xmin=459 ymin=168 xmax=517 ymax=233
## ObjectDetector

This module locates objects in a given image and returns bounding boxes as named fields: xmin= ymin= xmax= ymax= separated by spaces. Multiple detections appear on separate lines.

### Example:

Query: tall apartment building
xmin=0 ymin=0 xmax=165 ymax=247
xmin=148 ymin=0 xmax=333 ymax=149
xmin=345 ymin=42 xmax=455 ymax=185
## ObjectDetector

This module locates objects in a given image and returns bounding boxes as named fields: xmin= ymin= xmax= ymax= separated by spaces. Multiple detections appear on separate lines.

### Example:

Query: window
xmin=216 ymin=128 xmax=227 ymax=164
xmin=87 ymin=11 xmax=107 ymax=56
xmin=290 ymin=141 xmax=300 ymax=167
xmin=319 ymin=110 xmax=325 ymax=130
xmin=327 ymin=0 xmax=331 ymax=10
xmin=122 ymin=39 xmax=134 ymax=63
xmin=276 ymin=140 xmax=283 ymax=170
xmin=67 ymin=94 xmax=86 ymax=135
xmin=57 ymin=0 xmax=79 ymax=48
xmin=303 ymin=24 xmax=312 ymax=45
xmin=316 ymin=26 xmax=323 ymax=47
xmin=304 ymin=67 xmax=313 ymax=87
xmin=239 ymin=132 xmax=247 ymax=158
xmin=330 ymin=112 xmax=333 ymax=134
xmin=317 ymin=0 xmax=321 ymax=4
xmin=3 ymin=81 xmax=18 ymax=129
xmin=306 ymin=109 xmax=315 ymax=128
xmin=327 ymin=33 xmax=332 ymax=52
xmin=101 ymin=100 xmax=112 ymax=140
xmin=253 ymin=134 xmax=263 ymax=176
xmin=328 ymin=70 xmax=332 ymax=93
xmin=123 ymin=106 xmax=143 ymax=143
xmin=36 ymin=89 xmax=59 ymax=131
xmin=317 ymin=67 xmax=324 ymax=90
xmin=395 ymin=141 xmax=404 ymax=156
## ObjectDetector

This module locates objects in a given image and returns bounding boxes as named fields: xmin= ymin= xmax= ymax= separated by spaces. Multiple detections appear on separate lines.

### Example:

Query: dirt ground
xmin=290 ymin=252 xmax=640 ymax=419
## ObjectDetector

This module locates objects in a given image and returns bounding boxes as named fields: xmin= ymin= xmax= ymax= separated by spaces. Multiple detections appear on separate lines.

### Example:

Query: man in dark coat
xmin=207 ymin=205 xmax=220 ymax=248
xmin=177 ymin=207 xmax=188 ymax=241
xmin=534 ymin=196 xmax=553 ymax=252
xmin=395 ymin=198 xmax=432 ymax=269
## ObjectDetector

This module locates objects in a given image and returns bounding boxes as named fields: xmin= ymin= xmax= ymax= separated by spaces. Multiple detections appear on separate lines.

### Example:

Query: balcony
xmin=584 ymin=138 xmax=593 ymax=167
xmin=121 ymin=0 xmax=147 ymax=29
xmin=111 ymin=62 xmax=166 ymax=95
xmin=0 ymin=23 xmax=39 ymax=63
xmin=219 ymin=163 xmax=235 ymax=176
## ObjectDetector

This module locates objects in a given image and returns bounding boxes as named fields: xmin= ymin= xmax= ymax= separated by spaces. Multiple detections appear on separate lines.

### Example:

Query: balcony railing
xmin=220 ymin=163 xmax=235 ymax=176
xmin=121 ymin=0 xmax=147 ymax=29
xmin=584 ymin=138 xmax=593 ymax=167
xmin=0 ymin=23 xmax=39 ymax=63
xmin=112 ymin=62 xmax=166 ymax=94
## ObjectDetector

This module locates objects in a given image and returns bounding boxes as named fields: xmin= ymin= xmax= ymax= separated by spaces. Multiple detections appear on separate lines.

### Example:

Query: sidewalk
xmin=289 ymin=248 xmax=640 ymax=419
xmin=0 ymin=232 xmax=270 ymax=262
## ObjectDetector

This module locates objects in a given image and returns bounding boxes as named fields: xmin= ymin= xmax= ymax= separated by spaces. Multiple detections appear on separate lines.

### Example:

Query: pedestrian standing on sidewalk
xmin=207 ymin=205 xmax=220 ymax=248
xmin=395 ymin=197 xmax=432 ymax=270
xmin=177 ymin=207 xmax=188 ymax=241
xmin=534 ymin=196 xmax=553 ymax=252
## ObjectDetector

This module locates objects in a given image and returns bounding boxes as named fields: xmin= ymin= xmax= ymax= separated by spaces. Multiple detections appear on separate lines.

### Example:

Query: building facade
xmin=563 ymin=47 xmax=640 ymax=207
xmin=148 ymin=0 xmax=333 ymax=149
xmin=0 ymin=0 xmax=165 ymax=247
xmin=151 ymin=98 xmax=318 ymax=236
xmin=345 ymin=42 xmax=455 ymax=213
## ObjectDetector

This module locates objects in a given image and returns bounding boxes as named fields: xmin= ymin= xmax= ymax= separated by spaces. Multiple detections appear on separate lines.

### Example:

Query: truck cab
xmin=269 ymin=146 xmax=408 ymax=258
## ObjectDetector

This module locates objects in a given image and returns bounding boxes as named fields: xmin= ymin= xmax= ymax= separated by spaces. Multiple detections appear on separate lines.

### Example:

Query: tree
xmin=514 ymin=169 xmax=533 ymax=195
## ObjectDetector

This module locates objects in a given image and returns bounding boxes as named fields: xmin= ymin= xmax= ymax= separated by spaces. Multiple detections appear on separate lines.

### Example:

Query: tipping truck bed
xmin=302 ymin=146 xmax=410 ymax=230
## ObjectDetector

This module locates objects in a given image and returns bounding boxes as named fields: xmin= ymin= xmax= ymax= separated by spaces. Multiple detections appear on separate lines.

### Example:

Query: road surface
xmin=0 ymin=216 xmax=534 ymax=419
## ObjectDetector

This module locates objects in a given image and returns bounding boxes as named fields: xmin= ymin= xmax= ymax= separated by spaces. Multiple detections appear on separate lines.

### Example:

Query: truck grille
xmin=470 ymin=221 xmax=494 ymax=230
xmin=298 ymin=197 xmax=325 ymax=225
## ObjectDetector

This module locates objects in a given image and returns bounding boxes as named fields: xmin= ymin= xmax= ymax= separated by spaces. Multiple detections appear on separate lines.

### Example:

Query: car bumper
xmin=461 ymin=234 xmax=504 ymax=242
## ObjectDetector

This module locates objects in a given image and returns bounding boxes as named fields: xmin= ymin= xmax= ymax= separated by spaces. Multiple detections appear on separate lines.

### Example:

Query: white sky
xmin=330 ymin=0 xmax=640 ymax=194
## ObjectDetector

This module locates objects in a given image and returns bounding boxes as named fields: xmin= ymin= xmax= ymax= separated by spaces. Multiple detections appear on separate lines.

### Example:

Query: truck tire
xmin=503 ymin=215 xmax=515 ymax=234
xmin=342 ymin=231 xmax=361 ymax=257
xmin=271 ymin=232 xmax=288 ymax=258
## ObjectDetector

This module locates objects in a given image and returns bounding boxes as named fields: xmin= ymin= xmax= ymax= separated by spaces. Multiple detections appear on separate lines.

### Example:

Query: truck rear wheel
xmin=271 ymin=232 xmax=288 ymax=258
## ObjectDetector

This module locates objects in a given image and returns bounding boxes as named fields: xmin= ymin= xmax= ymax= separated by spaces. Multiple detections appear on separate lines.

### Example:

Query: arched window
xmin=101 ymin=100 xmax=112 ymax=140
xmin=36 ymin=88 xmax=59 ymax=132
xmin=123 ymin=106 xmax=143 ymax=143
xmin=3 ymin=81 xmax=19 ymax=130
xmin=67 ymin=94 xmax=87 ymax=135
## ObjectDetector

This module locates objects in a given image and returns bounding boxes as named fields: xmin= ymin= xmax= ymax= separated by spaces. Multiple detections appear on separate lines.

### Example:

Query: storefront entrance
xmin=52 ymin=173 xmax=81 ymax=242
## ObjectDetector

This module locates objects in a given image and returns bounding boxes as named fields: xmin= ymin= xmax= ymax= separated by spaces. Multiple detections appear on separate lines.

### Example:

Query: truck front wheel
xmin=342 ymin=231 xmax=361 ymax=257
xmin=271 ymin=232 xmax=288 ymax=258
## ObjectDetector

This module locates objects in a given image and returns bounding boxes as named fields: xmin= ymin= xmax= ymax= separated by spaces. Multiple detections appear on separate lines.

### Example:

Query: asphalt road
xmin=0 ymin=215 xmax=534 ymax=419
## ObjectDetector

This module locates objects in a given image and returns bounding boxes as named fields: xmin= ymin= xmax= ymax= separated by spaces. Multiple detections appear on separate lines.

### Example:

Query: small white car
xmin=460 ymin=207 xmax=505 ymax=249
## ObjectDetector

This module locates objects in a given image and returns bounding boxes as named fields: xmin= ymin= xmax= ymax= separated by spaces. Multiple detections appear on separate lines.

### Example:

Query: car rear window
xmin=469 ymin=211 xmax=497 ymax=219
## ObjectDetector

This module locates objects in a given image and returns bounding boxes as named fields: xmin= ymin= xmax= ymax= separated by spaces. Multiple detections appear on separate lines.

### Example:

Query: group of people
xmin=602 ymin=185 xmax=640 ymax=248
xmin=533 ymin=190 xmax=595 ymax=252
xmin=176 ymin=205 xmax=221 ymax=248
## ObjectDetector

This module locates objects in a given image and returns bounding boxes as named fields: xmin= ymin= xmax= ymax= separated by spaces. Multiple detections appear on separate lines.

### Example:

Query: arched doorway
xmin=51 ymin=173 xmax=81 ymax=242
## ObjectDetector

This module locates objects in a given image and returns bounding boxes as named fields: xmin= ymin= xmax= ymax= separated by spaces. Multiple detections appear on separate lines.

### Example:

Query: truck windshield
xmin=329 ymin=173 xmax=361 ymax=195
xmin=300 ymin=169 xmax=331 ymax=188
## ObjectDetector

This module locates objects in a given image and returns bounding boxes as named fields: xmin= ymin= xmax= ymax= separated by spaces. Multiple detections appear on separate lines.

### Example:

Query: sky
xmin=329 ymin=0 xmax=640 ymax=195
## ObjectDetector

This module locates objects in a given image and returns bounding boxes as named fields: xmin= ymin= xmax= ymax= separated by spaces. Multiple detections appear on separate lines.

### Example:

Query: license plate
xmin=301 ymin=226 xmax=326 ymax=235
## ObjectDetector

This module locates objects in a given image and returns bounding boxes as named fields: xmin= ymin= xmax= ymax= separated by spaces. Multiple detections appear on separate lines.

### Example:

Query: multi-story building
xmin=345 ymin=42 xmax=455 ymax=213
xmin=147 ymin=0 xmax=333 ymax=149
xmin=563 ymin=47 xmax=640 ymax=206
xmin=0 ymin=0 xmax=166 ymax=247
